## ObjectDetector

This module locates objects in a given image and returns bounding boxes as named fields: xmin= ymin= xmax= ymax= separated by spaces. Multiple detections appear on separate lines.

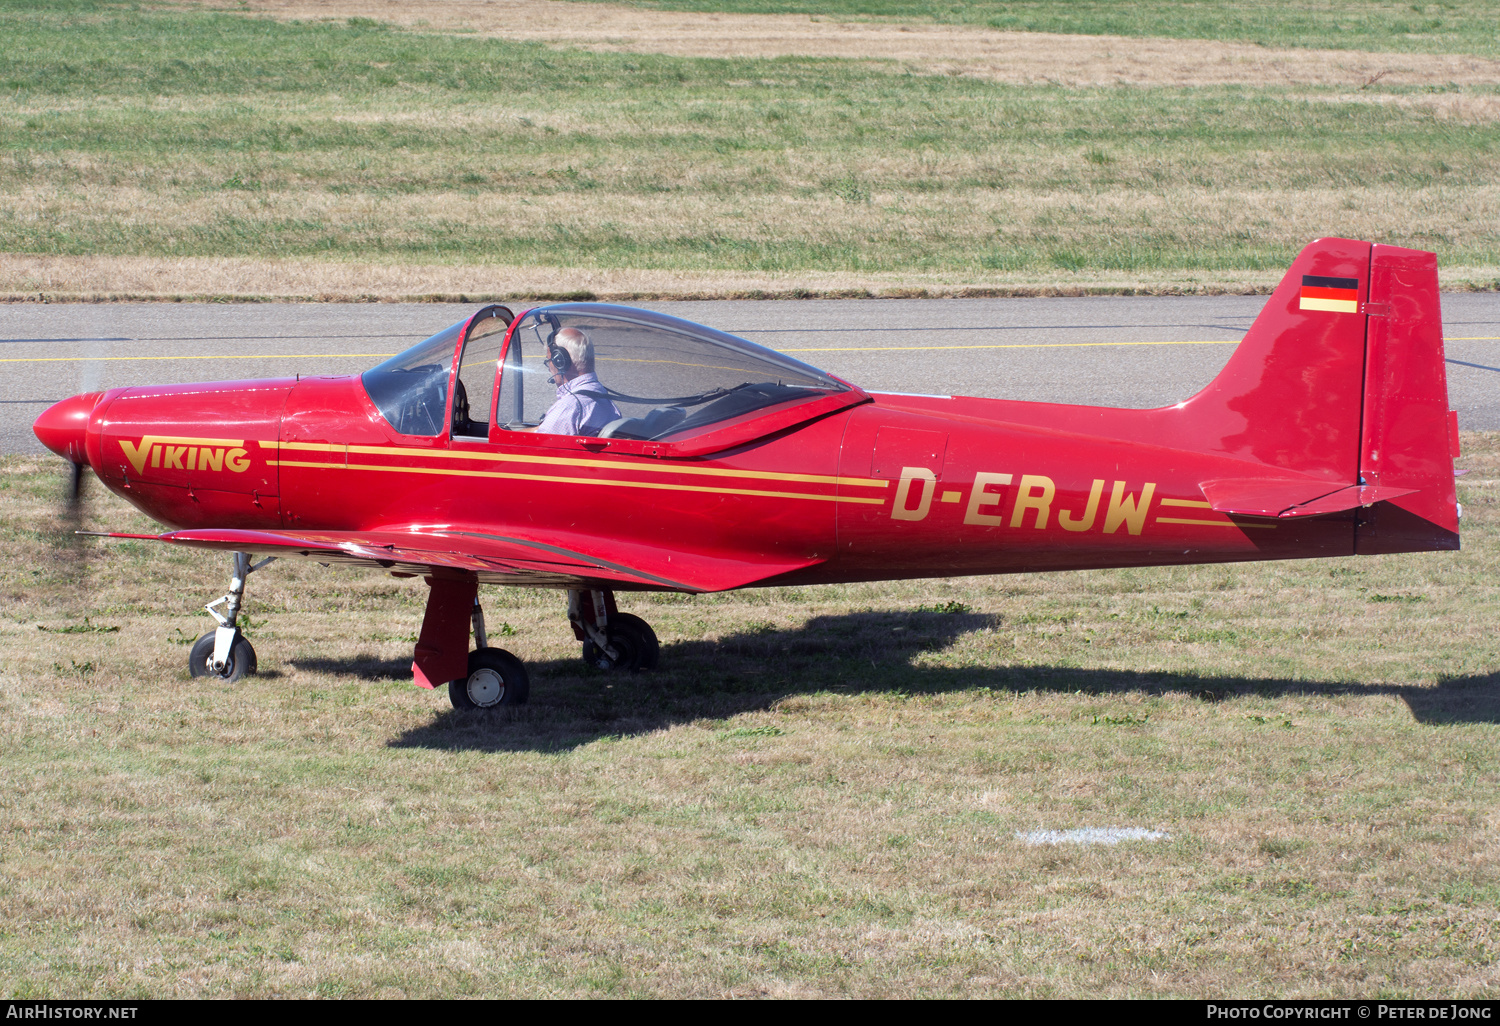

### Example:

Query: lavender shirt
xmin=537 ymin=372 xmax=622 ymax=436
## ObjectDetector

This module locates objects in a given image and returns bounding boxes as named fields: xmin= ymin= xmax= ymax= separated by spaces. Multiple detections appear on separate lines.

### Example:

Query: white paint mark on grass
xmin=1018 ymin=827 xmax=1170 ymax=846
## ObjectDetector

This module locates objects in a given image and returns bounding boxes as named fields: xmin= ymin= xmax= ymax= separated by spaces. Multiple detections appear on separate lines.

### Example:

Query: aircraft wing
xmin=101 ymin=526 xmax=819 ymax=593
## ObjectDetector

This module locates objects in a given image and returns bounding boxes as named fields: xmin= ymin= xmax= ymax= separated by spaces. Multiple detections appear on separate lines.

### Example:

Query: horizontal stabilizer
xmin=99 ymin=526 xmax=818 ymax=593
xmin=1202 ymin=478 xmax=1416 ymax=519
xmin=1278 ymin=483 xmax=1417 ymax=518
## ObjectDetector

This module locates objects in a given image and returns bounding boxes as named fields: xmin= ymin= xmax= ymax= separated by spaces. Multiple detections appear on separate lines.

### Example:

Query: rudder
xmin=1355 ymin=244 xmax=1460 ymax=552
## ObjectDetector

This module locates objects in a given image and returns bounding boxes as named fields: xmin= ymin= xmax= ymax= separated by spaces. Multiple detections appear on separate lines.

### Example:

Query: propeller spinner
xmin=34 ymin=392 xmax=105 ymax=506
xmin=34 ymin=392 xmax=103 ymax=465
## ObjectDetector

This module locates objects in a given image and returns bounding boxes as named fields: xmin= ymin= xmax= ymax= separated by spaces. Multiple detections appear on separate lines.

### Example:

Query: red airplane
xmin=33 ymin=238 xmax=1461 ymax=710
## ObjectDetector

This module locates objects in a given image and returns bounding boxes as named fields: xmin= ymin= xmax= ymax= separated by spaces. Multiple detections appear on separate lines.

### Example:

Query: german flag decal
xmin=1300 ymin=275 xmax=1360 ymax=313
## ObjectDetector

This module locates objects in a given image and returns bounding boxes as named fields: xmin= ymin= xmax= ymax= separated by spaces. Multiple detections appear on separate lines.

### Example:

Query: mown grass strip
xmin=0 ymin=2 xmax=1496 ymax=286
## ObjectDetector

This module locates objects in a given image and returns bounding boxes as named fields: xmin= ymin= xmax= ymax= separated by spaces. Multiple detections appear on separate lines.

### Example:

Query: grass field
xmin=1 ymin=435 xmax=1496 ymax=997
xmin=0 ymin=0 xmax=1496 ymax=298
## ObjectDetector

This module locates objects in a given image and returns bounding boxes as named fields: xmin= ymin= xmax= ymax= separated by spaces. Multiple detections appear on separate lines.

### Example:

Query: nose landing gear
xmin=188 ymin=551 xmax=275 ymax=683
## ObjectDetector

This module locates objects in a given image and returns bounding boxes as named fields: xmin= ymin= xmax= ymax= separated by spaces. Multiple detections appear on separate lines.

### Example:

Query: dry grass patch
xmin=1294 ymin=90 xmax=1500 ymax=125
xmin=227 ymin=0 xmax=1500 ymax=88
xmin=0 ymin=435 xmax=1497 ymax=995
xmin=0 ymin=252 xmax=1291 ymax=303
xmin=4 ymin=183 xmax=1498 ymax=300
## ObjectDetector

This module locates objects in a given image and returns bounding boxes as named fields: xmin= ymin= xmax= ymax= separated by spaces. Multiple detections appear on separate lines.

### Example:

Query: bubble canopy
xmin=363 ymin=302 xmax=854 ymax=442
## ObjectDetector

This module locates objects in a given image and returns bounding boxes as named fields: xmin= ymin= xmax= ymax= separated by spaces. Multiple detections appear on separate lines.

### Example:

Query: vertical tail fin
xmin=1178 ymin=237 xmax=1372 ymax=485
xmin=1177 ymin=237 xmax=1458 ymax=550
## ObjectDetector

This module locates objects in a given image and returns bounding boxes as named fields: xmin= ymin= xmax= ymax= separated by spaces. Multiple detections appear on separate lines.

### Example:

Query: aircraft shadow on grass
xmin=303 ymin=609 xmax=1500 ymax=753
xmin=292 ymin=655 xmax=415 ymax=680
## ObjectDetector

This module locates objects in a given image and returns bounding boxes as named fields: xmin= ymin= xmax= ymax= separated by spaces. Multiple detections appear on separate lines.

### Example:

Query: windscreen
xmin=361 ymin=320 xmax=463 ymax=437
xmin=500 ymin=304 xmax=847 ymax=440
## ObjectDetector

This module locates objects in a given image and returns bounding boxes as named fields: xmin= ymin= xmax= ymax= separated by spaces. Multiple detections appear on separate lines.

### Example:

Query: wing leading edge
xmin=100 ymin=526 xmax=820 ymax=593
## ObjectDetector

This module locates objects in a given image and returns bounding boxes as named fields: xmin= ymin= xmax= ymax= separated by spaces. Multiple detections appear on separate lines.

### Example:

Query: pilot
xmin=537 ymin=327 xmax=621 ymax=436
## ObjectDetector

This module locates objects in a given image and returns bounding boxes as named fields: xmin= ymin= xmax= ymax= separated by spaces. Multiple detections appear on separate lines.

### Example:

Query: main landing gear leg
xmin=420 ymin=579 xmax=529 ymax=711
xmin=189 ymin=551 xmax=275 ymax=683
xmin=568 ymin=588 xmax=659 ymax=672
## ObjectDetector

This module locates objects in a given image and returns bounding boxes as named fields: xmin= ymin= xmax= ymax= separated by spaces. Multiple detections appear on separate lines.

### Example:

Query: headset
xmin=536 ymin=313 xmax=572 ymax=377
xmin=545 ymin=339 xmax=573 ymax=377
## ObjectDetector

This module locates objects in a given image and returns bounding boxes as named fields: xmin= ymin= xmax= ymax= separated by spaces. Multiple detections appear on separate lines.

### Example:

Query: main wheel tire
xmin=580 ymin=613 xmax=660 ymax=672
xmin=187 ymin=629 xmax=257 ymax=683
xmin=449 ymin=647 xmax=530 ymax=710
xmin=612 ymin=613 xmax=660 ymax=670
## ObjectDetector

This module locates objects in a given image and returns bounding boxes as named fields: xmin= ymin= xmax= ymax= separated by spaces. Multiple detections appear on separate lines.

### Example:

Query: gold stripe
xmin=278 ymin=440 xmax=888 ymax=489
xmin=1158 ymin=498 xmax=1211 ymax=508
xmin=1299 ymin=297 xmax=1359 ymax=314
xmin=276 ymin=441 xmax=341 ymax=453
xmin=272 ymin=459 xmax=887 ymax=505
xmin=1156 ymin=516 xmax=1278 ymax=530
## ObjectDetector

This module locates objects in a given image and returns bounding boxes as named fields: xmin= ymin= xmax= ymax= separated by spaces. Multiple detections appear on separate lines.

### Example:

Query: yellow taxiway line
xmin=1 ymin=337 xmax=1495 ymax=364
xmin=782 ymin=335 xmax=1500 ymax=353
xmin=0 ymin=353 xmax=400 ymax=363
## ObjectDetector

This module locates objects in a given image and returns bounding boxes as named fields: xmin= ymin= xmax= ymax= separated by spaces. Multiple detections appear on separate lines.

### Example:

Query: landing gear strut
xmin=189 ymin=551 xmax=275 ymax=683
xmin=569 ymin=589 xmax=659 ymax=672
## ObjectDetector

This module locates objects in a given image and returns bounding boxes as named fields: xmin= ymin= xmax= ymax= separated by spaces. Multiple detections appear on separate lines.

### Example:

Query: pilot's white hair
xmin=553 ymin=327 xmax=594 ymax=372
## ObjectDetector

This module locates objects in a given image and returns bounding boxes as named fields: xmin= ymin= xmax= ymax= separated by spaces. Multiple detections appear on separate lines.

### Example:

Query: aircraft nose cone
xmin=33 ymin=392 xmax=104 ymax=464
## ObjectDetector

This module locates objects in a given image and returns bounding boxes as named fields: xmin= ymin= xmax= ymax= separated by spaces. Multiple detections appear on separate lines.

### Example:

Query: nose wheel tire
xmin=187 ymin=630 xmax=257 ymax=683
xmin=581 ymin=613 xmax=659 ymax=672
xmin=449 ymin=647 xmax=530 ymax=710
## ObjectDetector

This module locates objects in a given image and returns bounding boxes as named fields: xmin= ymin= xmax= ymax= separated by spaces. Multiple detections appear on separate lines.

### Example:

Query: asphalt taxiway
xmin=4 ymin=294 xmax=1497 ymax=455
